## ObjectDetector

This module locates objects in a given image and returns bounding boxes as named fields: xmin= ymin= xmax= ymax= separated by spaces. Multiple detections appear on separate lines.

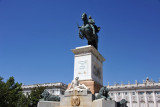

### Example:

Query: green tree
xmin=0 ymin=76 xmax=7 ymax=106
xmin=0 ymin=76 xmax=29 ymax=107
xmin=29 ymin=86 xmax=45 ymax=107
xmin=0 ymin=76 xmax=45 ymax=107
xmin=17 ymin=94 xmax=30 ymax=107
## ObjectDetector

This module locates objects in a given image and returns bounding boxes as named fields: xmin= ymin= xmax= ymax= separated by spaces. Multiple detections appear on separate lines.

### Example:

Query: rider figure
xmin=88 ymin=16 xmax=96 ymax=35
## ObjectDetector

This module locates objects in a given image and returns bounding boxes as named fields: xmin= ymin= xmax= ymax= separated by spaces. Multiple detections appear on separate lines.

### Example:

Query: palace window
xmin=156 ymin=91 xmax=160 ymax=95
xmin=139 ymin=92 xmax=144 ymax=95
xmin=146 ymin=91 xmax=152 ymax=95
xmin=132 ymin=92 xmax=135 ymax=95
xmin=118 ymin=93 xmax=120 ymax=96
xmin=125 ymin=92 xmax=127 ymax=95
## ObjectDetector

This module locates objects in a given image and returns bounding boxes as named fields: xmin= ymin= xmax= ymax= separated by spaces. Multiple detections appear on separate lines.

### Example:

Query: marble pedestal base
xmin=37 ymin=101 xmax=60 ymax=107
xmin=92 ymin=99 xmax=117 ymax=107
xmin=72 ymin=45 xmax=105 ymax=86
xmin=79 ymin=80 xmax=103 ymax=94
xmin=60 ymin=94 xmax=93 ymax=107
xmin=67 ymin=80 xmax=102 ymax=94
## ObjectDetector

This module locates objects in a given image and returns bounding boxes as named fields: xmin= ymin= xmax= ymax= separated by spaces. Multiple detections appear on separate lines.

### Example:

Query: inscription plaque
xmin=78 ymin=60 xmax=88 ymax=74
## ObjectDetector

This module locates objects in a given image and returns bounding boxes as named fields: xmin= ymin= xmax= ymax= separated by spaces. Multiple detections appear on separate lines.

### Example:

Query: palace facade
xmin=22 ymin=77 xmax=160 ymax=107
xmin=22 ymin=82 xmax=67 ymax=96
xmin=107 ymin=77 xmax=160 ymax=107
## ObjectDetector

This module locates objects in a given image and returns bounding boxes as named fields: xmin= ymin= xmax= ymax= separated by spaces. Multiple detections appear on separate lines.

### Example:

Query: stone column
xmin=153 ymin=91 xmax=157 ymax=107
xmin=136 ymin=91 xmax=140 ymax=107
xmin=129 ymin=92 xmax=132 ymax=107
xmin=144 ymin=91 xmax=148 ymax=107
xmin=115 ymin=92 xmax=117 ymax=101
xmin=122 ymin=92 xmax=124 ymax=99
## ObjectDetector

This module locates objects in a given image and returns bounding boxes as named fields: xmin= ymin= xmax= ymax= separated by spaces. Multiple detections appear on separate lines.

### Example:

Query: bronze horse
xmin=78 ymin=13 xmax=100 ymax=50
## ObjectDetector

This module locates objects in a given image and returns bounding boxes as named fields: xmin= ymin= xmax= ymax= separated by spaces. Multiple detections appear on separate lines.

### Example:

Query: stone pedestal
xmin=37 ymin=101 xmax=60 ymax=107
xmin=60 ymin=89 xmax=94 ymax=107
xmin=79 ymin=80 xmax=102 ymax=94
xmin=92 ymin=99 xmax=117 ymax=107
xmin=67 ymin=80 xmax=102 ymax=94
xmin=37 ymin=45 xmax=118 ymax=107
xmin=72 ymin=45 xmax=105 ymax=94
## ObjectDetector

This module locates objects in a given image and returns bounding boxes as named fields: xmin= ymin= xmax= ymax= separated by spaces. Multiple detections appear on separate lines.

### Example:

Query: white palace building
xmin=22 ymin=77 xmax=160 ymax=107
xmin=22 ymin=82 xmax=67 ymax=96
xmin=107 ymin=77 xmax=160 ymax=107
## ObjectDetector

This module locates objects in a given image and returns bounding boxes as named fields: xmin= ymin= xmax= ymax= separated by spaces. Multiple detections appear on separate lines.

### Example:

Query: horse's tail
xmin=94 ymin=25 xmax=100 ymax=33
xmin=79 ymin=31 xmax=84 ymax=39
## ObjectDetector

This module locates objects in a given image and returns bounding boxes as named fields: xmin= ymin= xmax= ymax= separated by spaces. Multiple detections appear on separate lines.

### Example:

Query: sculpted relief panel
xmin=93 ymin=62 xmax=102 ymax=80
xmin=92 ymin=54 xmax=103 ymax=85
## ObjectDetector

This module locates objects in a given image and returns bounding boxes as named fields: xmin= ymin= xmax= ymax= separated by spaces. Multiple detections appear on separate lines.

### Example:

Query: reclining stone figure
xmin=68 ymin=77 xmax=89 ymax=91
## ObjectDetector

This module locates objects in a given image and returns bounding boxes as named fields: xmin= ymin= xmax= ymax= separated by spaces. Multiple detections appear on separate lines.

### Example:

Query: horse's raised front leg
xmin=79 ymin=29 xmax=85 ymax=39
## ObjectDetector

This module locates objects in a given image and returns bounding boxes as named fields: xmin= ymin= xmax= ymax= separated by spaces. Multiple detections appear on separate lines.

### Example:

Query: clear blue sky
xmin=0 ymin=0 xmax=160 ymax=85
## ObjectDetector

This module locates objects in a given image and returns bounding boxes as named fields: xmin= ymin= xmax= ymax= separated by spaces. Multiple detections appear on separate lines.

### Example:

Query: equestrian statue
xmin=78 ymin=13 xmax=100 ymax=50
